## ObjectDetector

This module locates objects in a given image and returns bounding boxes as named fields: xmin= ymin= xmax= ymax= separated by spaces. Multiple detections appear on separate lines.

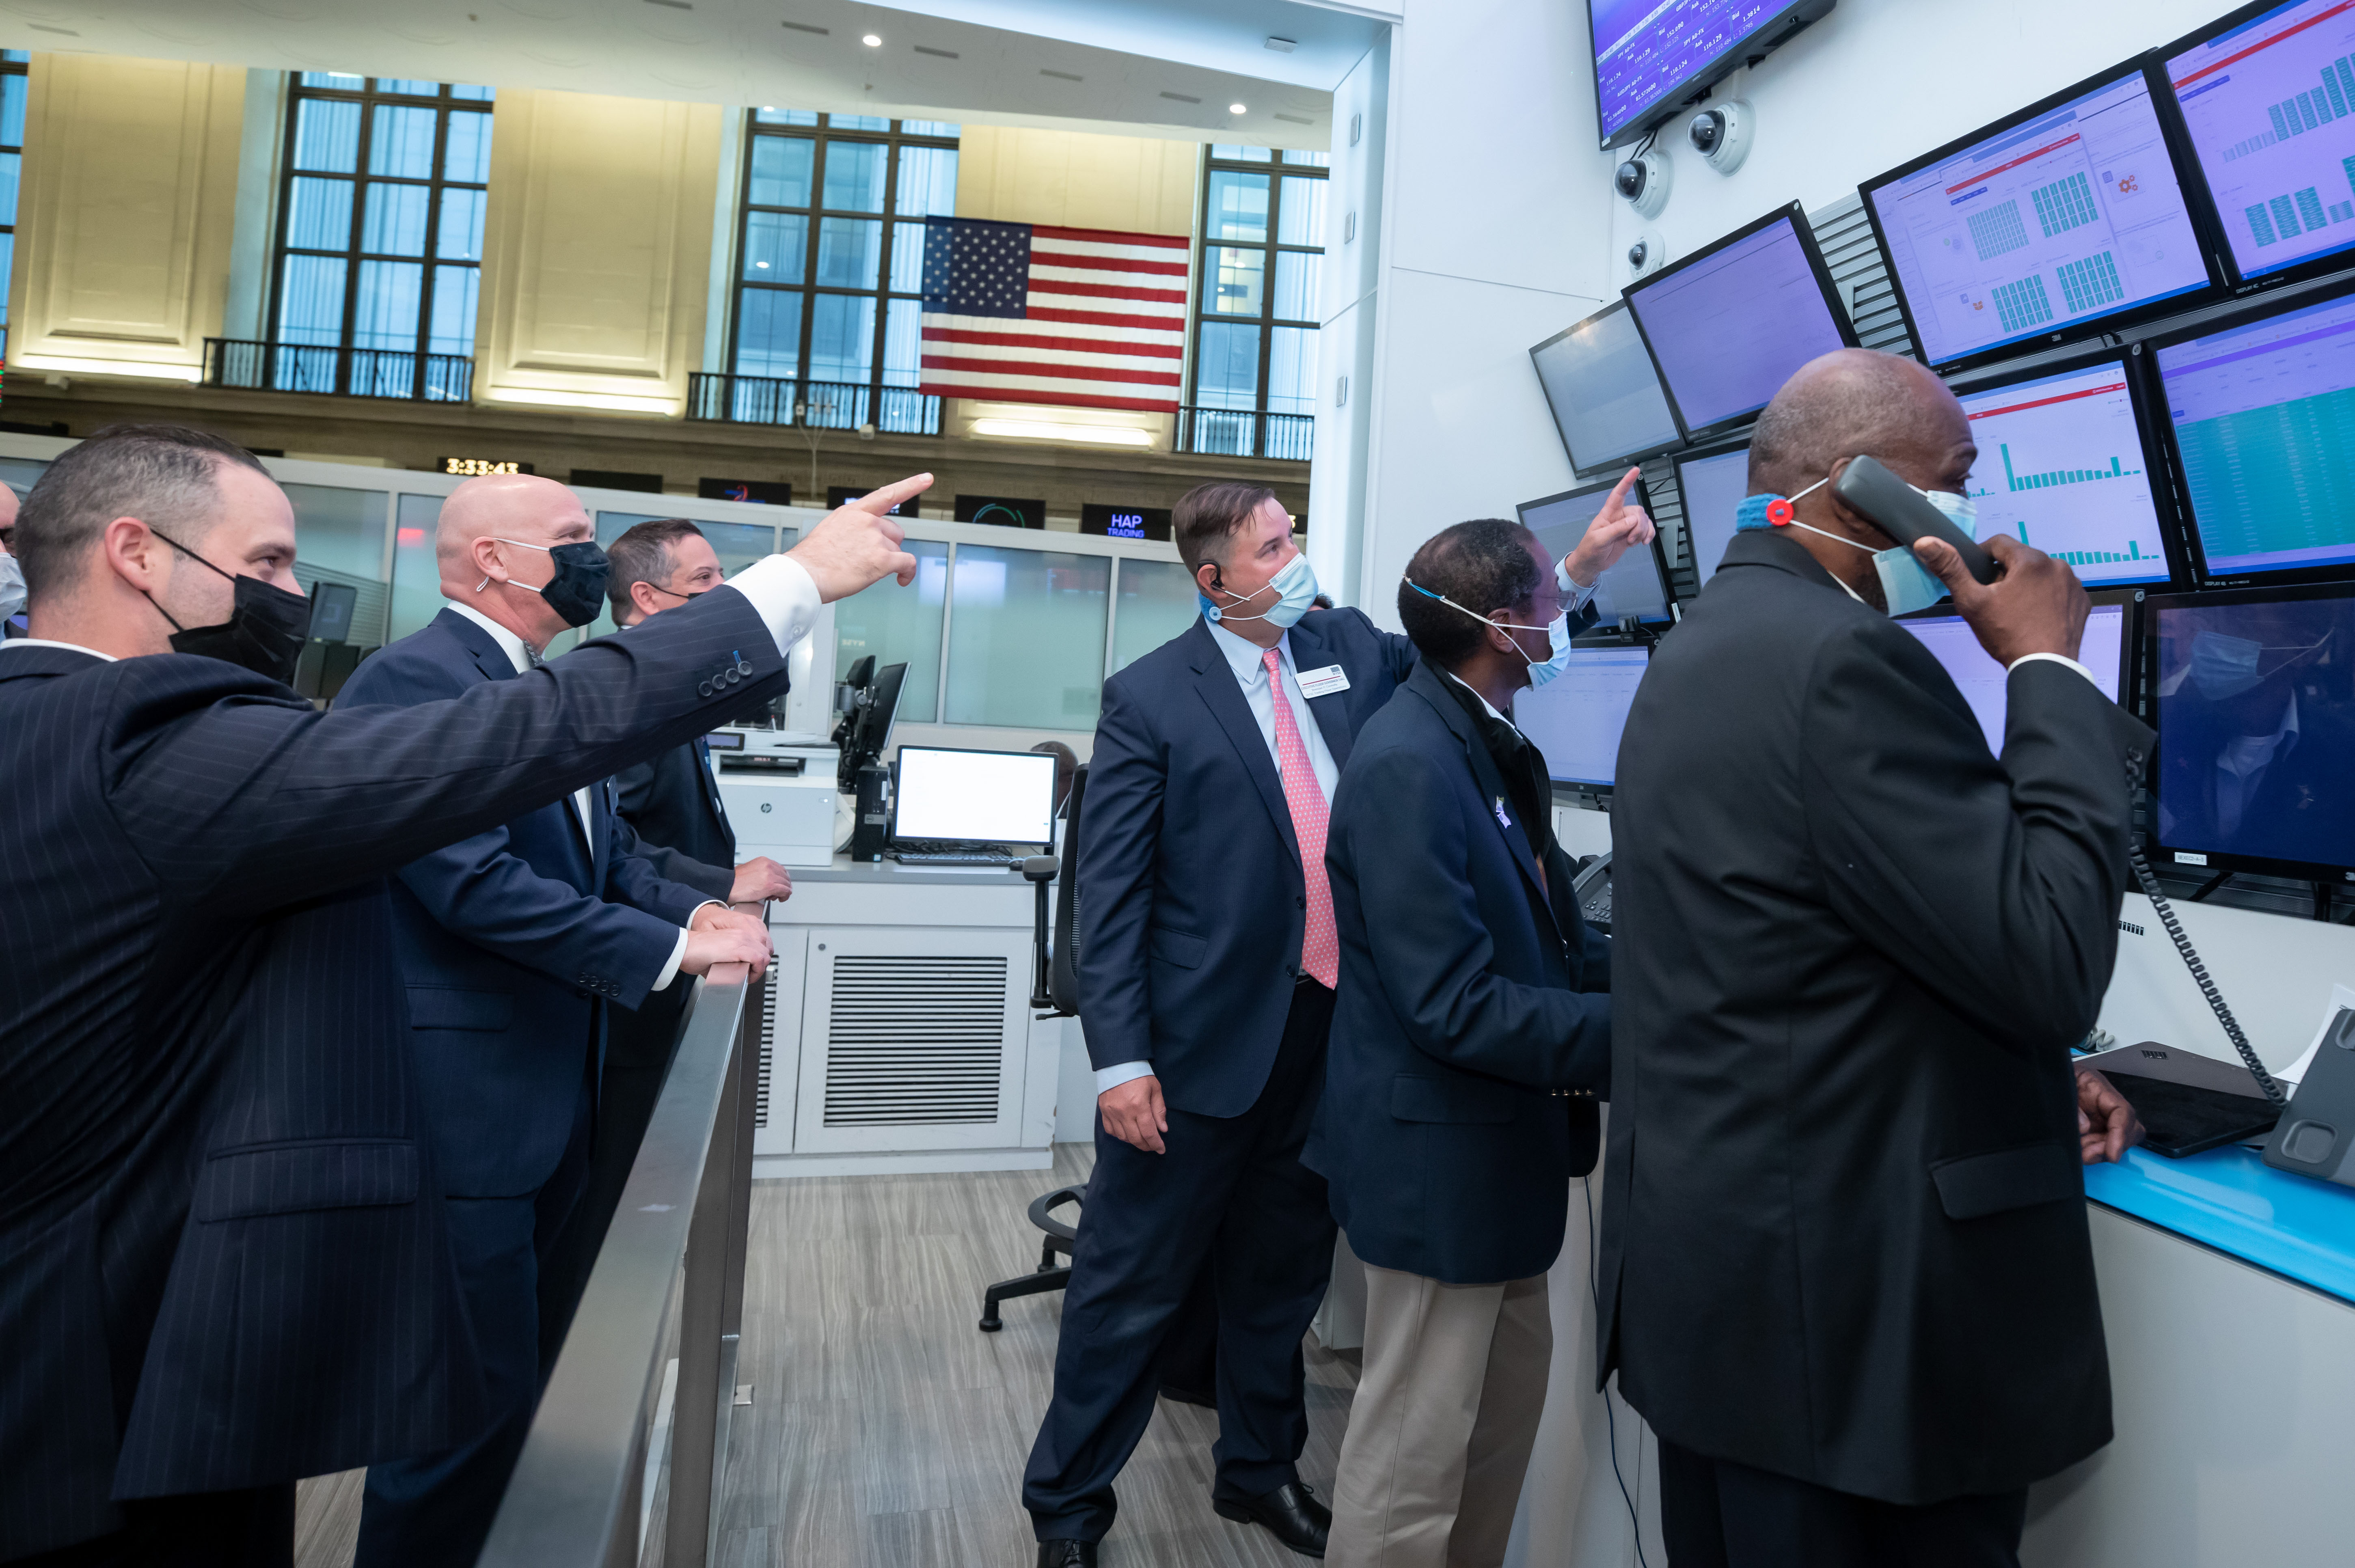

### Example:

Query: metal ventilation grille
xmin=1809 ymin=192 xmax=1915 ymax=358
xmin=820 ymin=955 xmax=1008 ymax=1126
xmin=754 ymin=963 xmax=783 ymax=1130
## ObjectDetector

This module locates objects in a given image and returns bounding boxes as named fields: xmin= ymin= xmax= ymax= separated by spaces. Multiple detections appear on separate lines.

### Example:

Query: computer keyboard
xmin=889 ymin=848 xmax=1025 ymax=866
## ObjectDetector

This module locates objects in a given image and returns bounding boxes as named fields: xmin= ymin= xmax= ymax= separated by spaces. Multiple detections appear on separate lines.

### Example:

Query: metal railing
xmin=478 ymin=960 xmax=763 ymax=1568
xmin=203 ymin=338 xmax=475 ymax=403
xmin=1175 ymin=404 xmax=1314 ymax=462
xmin=685 ymin=373 xmax=942 ymax=436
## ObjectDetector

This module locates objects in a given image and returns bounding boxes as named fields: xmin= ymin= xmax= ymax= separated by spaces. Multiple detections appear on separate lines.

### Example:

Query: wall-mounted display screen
xmin=2163 ymin=0 xmax=2355 ymax=286
xmin=1529 ymin=302 xmax=1684 ymax=476
xmin=1079 ymin=504 xmax=1172 ymax=541
xmin=1673 ymin=441 xmax=1754 ymax=586
xmin=1623 ymin=204 xmax=1857 ymax=440
xmin=2152 ymin=277 xmax=2355 ymax=582
xmin=1863 ymin=63 xmax=2217 ymax=372
xmin=1588 ymin=0 xmax=1834 ymax=148
xmin=1513 ymin=644 xmax=1651 ymax=787
xmin=1950 ymin=354 xmax=2177 ymax=587
xmin=955 ymin=494 xmax=1046 ymax=530
xmin=1518 ymin=478 xmax=1674 ymax=624
xmin=1898 ymin=598 xmax=2130 ymax=755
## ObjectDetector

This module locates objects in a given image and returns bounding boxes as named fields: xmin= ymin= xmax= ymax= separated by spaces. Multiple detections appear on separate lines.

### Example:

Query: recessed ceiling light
xmin=861 ymin=33 xmax=881 ymax=47
xmin=1228 ymin=103 xmax=1248 ymax=115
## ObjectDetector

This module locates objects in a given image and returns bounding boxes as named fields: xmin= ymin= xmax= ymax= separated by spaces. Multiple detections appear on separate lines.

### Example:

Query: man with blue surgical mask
xmin=1022 ymin=479 xmax=1651 ymax=1566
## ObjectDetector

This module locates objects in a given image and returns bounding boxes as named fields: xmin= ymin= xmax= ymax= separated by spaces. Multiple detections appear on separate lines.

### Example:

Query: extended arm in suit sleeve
xmin=1073 ymin=675 xmax=1166 ymax=1073
xmin=1801 ymin=628 xmax=2152 ymax=1053
xmin=607 ymin=809 xmax=733 ymax=912
xmin=1344 ymin=744 xmax=1609 ymax=1092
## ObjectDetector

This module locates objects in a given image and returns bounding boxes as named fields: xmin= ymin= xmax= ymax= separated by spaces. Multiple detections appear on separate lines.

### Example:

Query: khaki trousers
xmin=1328 ymin=1264 xmax=1552 ymax=1568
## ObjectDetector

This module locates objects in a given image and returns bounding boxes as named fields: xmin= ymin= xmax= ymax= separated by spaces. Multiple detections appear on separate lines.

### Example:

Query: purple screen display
xmin=1625 ymin=217 xmax=1847 ymax=431
xmin=1591 ymin=0 xmax=1788 ymax=143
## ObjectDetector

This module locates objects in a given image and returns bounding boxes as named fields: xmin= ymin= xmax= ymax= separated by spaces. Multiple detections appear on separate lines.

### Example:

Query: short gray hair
xmin=13 ymin=423 xmax=270 ymax=599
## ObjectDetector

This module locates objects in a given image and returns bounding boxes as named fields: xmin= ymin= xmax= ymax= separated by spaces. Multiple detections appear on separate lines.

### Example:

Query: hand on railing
xmin=682 ymin=911 xmax=771 ymax=978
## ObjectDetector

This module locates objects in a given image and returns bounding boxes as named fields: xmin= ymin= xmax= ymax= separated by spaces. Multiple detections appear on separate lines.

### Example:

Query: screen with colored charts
xmin=1589 ymin=0 xmax=1806 ymax=145
xmin=1529 ymin=303 xmax=1684 ymax=474
xmin=2166 ymin=0 xmax=2355 ymax=283
xmin=2155 ymin=283 xmax=2355 ymax=578
xmin=1674 ymin=443 xmax=1754 ymax=585
xmin=1953 ymin=360 xmax=2173 ymax=586
xmin=1518 ymin=482 xmax=1672 ymax=624
xmin=1514 ymin=645 xmax=1651 ymax=787
xmin=1865 ymin=69 xmax=2212 ymax=367
xmin=1897 ymin=602 xmax=2128 ymax=755
xmin=1623 ymin=213 xmax=1851 ymax=436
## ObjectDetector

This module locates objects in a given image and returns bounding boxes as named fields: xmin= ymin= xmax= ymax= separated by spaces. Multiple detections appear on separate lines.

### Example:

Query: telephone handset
xmin=1830 ymin=455 xmax=2000 ymax=586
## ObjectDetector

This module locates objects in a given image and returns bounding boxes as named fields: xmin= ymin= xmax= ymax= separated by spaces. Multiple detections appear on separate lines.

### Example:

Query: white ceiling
xmin=0 ymin=0 xmax=1392 ymax=146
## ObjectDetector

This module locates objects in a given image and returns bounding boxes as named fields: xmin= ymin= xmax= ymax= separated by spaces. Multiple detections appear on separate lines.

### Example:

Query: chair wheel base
xmin=979 ymin=1316 xmax=1003 ymax=1332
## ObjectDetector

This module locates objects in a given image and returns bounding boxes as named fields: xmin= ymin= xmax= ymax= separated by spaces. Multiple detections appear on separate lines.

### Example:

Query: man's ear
xmin=1194 ymin=560 xmax=1222 ymax=596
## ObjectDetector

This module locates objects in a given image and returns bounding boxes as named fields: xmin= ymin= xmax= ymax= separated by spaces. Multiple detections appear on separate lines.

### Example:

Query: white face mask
xmin=0 ymin=552 xmax=23 ymax=620
xmin=1402 ymin=578 xmax=1574 ymax=686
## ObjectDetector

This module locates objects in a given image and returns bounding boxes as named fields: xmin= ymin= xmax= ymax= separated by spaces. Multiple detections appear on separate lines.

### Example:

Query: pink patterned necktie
xmin=1263 ymin=647 xmax=1339 ymax=988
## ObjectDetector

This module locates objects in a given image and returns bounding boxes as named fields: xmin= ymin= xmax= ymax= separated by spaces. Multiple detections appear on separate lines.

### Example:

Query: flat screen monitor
xmin=2146 ymin=582 xmax=2355 ymax=879
xmin=1529 ymin=302 xmax=1684 ymax=475
xmin=1588 ymin=0 xmax=1835 ymax=148
xmin=2162 ymin=0 xmax=2355 ymax=288
xmin=1673 ymin=440 xmax=1753 ymax=586
xmin=1517 ymin=478 xmax=1674 ymax=624
xmin=307 ymin=580 xmax=357 ymax=643
xmin=1861 ymin=62 xmax=2219 ymax=373
xmin=1948 ymin=352 xmax=2178 ymax=587
xmin=891 ymin=746 xmax=1058 ymax=848
xmin=1513 ymin=643 xmax=1651 ymax=787
xmin=2151 ymin=276 xmax=2355 ymax=584
xmin=1623 ymin=204 xmax=1858 ymax=441
xmin=1896 ymin=595 xmax=2131 ymax=756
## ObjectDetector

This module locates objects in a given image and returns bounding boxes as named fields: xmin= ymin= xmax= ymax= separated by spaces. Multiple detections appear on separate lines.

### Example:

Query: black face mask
xmin=148 ymin=532 xmax=313 ymax=685
xmin=493 ymin=537 xmax=611 ymax=628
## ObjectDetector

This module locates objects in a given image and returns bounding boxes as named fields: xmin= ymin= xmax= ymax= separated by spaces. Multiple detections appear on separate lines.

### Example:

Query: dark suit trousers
xmin=1659 ymin=1441 xmax=2028 ymax=1568
xmin=14 ymin=1486 xmax=294 ymax=1568
xmin=1023 ymin=981 xmax=1338 ymax=1541
xmin=355 ymin=1084 xmax=595 ymax=1568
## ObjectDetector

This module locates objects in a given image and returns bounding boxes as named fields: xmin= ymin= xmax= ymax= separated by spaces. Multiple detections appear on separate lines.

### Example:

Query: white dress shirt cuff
xmin=1094 ymin=1061 xmax=1155 ymax=1095
xmin=2007 ymin=650 xmax=2100 ymax=688
xmin=720 ymin=554 xmax=822 ymax=656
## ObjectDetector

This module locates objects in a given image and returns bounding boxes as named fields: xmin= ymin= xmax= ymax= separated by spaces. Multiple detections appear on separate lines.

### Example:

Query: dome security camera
xmin=1627 ymin=231 xmax=1666 ymax=280
xmin=1613 ymin=147 xmax=1672 ymax=220
xmin=1688 ymin=99 xmax=1754 ymax=175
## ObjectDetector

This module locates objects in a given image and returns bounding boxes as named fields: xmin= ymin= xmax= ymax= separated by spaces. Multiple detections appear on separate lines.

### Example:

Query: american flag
xmin=919 ymin=217 xmax=1190 ymax=412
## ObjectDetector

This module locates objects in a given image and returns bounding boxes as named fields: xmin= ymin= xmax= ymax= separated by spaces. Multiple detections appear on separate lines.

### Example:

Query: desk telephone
xmin=1569 ymin=851 xmax=1612 ymax=933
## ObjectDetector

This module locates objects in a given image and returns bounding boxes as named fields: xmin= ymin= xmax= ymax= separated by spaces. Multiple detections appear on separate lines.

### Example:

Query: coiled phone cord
xmin=2126 ymin=841 xmax=2287 ymax=1109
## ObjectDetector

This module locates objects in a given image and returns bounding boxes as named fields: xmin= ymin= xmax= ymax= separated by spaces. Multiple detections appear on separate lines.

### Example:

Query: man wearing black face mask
xmin=0 ymin=424 xmax=928 ymax=1566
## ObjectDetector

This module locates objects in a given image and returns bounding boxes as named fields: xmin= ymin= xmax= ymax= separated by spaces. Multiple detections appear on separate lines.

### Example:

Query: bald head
xmin=436 ymin=472 xmax=596 ymax=650
xmin=1749 ymin=349 xmax=1968 ymax=502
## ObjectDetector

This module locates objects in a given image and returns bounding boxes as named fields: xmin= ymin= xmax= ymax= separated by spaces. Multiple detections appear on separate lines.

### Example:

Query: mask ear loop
xmin=1402 ymin=578 xmax=1550 ymax=665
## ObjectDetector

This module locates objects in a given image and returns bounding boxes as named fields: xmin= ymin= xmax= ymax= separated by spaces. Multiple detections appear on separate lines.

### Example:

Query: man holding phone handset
xmin=1601 ymin=349 xmax=2143 ymax=1566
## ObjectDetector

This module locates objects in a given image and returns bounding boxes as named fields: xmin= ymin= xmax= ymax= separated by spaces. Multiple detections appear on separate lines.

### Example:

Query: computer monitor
xmin=2146 ymin=582 xmax=2355 ymax=880
xmin=1512 ymin=643 xmax=1651 ymax=787
xmin=1895 ymin=593 xmax=2133 ymax=756
xmin=2161 ymin=0 xmax=2355 ymax=289
xmin=2150 ymin=275 xmax=2355 ymax=585
xmin=306 ymin=580 xmax=358 ymax=643
xmin=1671 ymin=440 xmax=1753 ymax=586
xmin=891 ymin=746 xmax=1059 ymax=849
xmin=1587 ymin=0 xmax=1835 ymax=148
xmin=834 ymin=660 xmax=908 ymax=789
xmin=1860 ymin=60 xmax=2221 ymax=373
xmin=1517 ymin=478 xmax=1674 ymax=625
xmin=1528 ymin=301 xmax=1683 ymax=476
xmin=1947 ymin=352 xmax=2180 ymax=587
xmin=1623 ymin=204 xmax=1858 ymax=441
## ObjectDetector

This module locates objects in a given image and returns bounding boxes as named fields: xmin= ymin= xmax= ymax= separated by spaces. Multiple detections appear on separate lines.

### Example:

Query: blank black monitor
xmin=2160 ymin=0 xmax=2355 ymax=291
xmin=2145 ymin=582 xmax=2355 ymax=880
xmin=307 ymin=580 xmax=358 ymax=643
xmin=891 ymin=746 xmax=1059 ymax=849
xmin=1861 ymin=59 xmax=2221 ymax=374
xmin=857 ymin=661 xmax=908 ymax=764
xmin=2150 ymin=274 xmax=2355 ymax=586
xmin=1672 ymin=439 xmax=1753 ymax=586
xmin=1513 ymin=643 xmax=1651 ymax=787
xmin=1528 ymin=301 xmax=1684 ymax=476
xmin=1896 ymin=593 xmax=2133 ymax=757
xmin=1517 ymin=478 xmax=1673 ymax=624
xmin=1623 ymin=203 xmax=1858 ymax=442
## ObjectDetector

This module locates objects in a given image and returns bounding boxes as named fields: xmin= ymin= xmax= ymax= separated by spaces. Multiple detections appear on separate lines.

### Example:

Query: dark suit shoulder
xmin=337 ymin=618 xmax=479 ymax=704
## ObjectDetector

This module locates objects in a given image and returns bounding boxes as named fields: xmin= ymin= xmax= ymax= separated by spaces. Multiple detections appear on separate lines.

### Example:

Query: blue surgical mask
xmin=0 ymin=553 xmax=23 ymax=620
xmin=1402 ymin=578 xmax=1574 ymax=688
xmin=1203 ymin=550 xmax=1320 ymax=630
xmin=2187 ymin=627 xmax=2333 ymax=701
xmin=1736 ymin=475 xmax=1964 ymax=617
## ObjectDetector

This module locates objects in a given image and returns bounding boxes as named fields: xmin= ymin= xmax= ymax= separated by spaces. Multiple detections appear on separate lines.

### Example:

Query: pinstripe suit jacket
xmin=0 ymin=589 xmax=787 ymax=1557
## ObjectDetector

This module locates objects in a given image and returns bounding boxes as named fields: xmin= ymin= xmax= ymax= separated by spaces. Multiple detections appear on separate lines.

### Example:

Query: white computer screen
xmin=1675 ymin=444 xmax=1753 ymax=586
xmin=1513 ymin=645 xmax=1651 ymax=787
xmin=1520 ymin=485 xmax=1671 ymax=623
xmin=892 ymin=748 xmax=1058 ymax=846
xmin=1954 ymin=360 xmax=2171 ymax=587
xmin=1898 ymin=602 xmax=2126 ymax=754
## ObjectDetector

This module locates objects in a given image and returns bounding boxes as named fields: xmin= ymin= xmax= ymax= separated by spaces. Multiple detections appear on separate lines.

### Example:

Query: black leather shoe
xmin=1213 ymin=1480 xmax=1330 ymax=1558
xmin=1159 ymin=1382 xmax=1217 ymax=1408
xmin=1035 ymin=1540 xmax=1097 ymax=1567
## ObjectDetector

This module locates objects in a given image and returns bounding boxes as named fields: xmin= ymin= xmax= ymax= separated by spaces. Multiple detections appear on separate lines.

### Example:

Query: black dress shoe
xmin=1035 ymin=1540 xmax=1097 ymax=1567
xmin=1213 ymin=1480 xmax=1331 ymax=1558
xmin=1158 ymin=1382 xmax=1217 ymax=1408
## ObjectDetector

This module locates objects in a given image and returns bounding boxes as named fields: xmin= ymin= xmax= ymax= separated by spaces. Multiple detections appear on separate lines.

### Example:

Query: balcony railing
xmin=203 ymin=338 xmax=474 ymax=403
xmin=685 ymin=373 xmax=941 ymax=436
xmin=1176 ymin=405 xmax=1315 ymax=463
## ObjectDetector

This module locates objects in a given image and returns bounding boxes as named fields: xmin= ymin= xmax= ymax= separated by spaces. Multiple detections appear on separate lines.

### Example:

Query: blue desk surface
xmin=2084 ymin=1145 xmax=2355 ymax=1306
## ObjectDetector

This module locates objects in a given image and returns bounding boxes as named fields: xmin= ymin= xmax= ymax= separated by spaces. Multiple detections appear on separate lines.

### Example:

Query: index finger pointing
xmin=1604 ymin=466 xmax=1641 ymax=513
xmin=858 ymin=472 xmax=934 ymax=515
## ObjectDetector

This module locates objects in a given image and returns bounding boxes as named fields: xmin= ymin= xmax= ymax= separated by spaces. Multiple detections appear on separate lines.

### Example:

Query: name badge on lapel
xmin=1494 ymin=796 xmax=1513 ymax=829
xmin=1297 ymin=664 xmax=1351 ymax=699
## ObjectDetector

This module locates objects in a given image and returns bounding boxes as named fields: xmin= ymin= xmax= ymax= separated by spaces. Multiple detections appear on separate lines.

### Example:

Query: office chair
xmin=980 ymin=766 xmax=1089 ymax=1331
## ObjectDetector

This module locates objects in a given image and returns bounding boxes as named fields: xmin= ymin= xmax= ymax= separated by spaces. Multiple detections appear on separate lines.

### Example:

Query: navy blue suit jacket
xmin=1075 ymin=608 xmax=1417 ymax=1118
xmin=337 ymin=609 xmax=719 ymax=1199
xmin=0 ymin=591 xmax=786 ymax=1557
xmin=1316 ymin=659 xmax=1612 ymax=1285
xmin=615 ymin=735 xmax=736 ymax=900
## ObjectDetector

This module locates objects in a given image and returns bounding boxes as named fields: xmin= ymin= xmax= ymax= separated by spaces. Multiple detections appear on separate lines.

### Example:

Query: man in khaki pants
xmin=1313 ymin=509 xmax=1635 ymax=1564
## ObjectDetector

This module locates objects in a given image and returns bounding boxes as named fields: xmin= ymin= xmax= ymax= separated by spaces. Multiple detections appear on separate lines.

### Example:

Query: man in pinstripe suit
xmin=0 ymin=425 xmax=926 ymax=1566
